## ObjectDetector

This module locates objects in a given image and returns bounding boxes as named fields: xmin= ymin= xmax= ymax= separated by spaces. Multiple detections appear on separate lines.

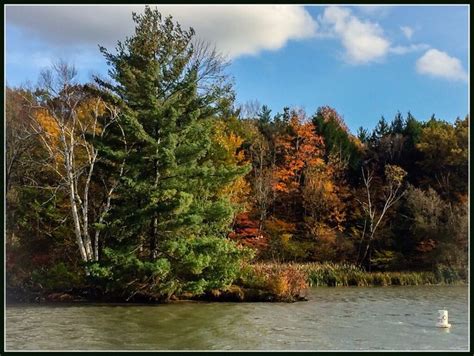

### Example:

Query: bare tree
xmin=239 ymin=99 xmax=262 ymax=119
xmin=247 ymin=127 xmax=274 ymax=230
xmin=29 ymin=61 xmax=126 ymax=267
xmin=356 ymin=164 xmax=407 ymax=269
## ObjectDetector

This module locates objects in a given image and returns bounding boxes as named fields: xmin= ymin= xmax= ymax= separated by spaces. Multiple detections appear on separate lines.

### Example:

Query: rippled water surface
xmin=6 ymin=286 xmax=468 ymax=351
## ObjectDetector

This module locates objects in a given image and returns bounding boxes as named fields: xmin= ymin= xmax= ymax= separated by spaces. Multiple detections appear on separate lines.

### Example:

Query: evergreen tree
xmin=390 ymin=111 xmax=404 ymax=134
xmin=403 ymin=112 xmax=421 ymax=143
xmin=372 ymin=116 xmax=390 ymax=140
xmin=257 ymin=105 xmax=272 ymax=125
xmin=357 ymin=127 xmax=369 ymax=143
xmin=93 ymin=6 xmax=251 ymax=299
xmin=312 ymin=106 xmax=361 ymax=173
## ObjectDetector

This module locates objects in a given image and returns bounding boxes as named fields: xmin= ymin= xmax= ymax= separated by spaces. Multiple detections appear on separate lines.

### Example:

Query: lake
xmin=5 ymin=285 xmax=469 ymax=351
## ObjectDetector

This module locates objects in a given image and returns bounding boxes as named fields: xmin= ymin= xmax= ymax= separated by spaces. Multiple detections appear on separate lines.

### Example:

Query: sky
xmin=5 ymin=5 xmax=469 ymax=133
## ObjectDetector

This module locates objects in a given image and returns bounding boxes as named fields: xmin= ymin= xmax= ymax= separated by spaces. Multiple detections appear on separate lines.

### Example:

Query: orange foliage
xmin=273 ymin=112 xmax=324 ymax=194
xmin=252 ymin=263 xmax=308 ymax=301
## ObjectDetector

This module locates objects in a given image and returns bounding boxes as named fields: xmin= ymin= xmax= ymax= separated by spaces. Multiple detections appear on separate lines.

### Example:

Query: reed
xmin=247 ymin=262 xmax=464 ymax=288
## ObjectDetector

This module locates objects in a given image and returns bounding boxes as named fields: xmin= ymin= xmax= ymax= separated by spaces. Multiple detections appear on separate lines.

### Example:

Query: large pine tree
xmin=93 ymin=6 xmax=250 ymax=300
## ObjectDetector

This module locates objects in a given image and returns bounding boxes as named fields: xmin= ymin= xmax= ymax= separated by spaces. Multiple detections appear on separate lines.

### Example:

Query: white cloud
xmin=390 ymin=43 xmax=430 ymax=55
xmin=6 ymin=5 xmax=317 ymax=59
xmin=416 ymin=49 xmax=467 ymax=82
xmin=400 ymin=26 xmax=414 ymax=40
xmin=320 ymin=6 xmax=391 ymax=64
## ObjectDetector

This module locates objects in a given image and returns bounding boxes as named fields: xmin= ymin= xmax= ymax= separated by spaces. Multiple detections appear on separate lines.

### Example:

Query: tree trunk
xmin=69 ymin=178 xmax=88 ymax=263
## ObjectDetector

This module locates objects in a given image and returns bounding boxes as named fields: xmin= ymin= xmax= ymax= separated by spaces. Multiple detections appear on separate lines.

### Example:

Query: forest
xmin=5 ymin=7 xmax=468 ymax=303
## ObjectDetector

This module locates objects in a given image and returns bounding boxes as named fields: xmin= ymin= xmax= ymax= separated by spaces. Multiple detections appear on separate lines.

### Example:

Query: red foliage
xmin=416 ymin=239 xmax=437 ymax=253
xmin=229 ymin=213 xmax=269 ymax=251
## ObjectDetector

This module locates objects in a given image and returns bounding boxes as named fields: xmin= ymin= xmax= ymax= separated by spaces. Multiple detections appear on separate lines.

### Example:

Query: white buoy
xmin=436 ymin=309 xmax=451 ymax=328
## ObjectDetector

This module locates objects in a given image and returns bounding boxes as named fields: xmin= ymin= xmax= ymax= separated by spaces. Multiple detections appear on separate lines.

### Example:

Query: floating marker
xmin=436 ymin=309 xmax=451 ymax=328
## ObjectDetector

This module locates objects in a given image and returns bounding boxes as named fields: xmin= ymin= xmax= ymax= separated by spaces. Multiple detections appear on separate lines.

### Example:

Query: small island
xmin=5 ymin=4 xmax=468 ymax=352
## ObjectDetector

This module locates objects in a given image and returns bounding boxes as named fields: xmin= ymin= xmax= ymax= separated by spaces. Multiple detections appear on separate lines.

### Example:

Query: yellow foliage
xmin=220 ymin=176 xmax=251 ymax=207
xmin=76 ymin=98 xmax=107 ymax=136
xmin=268 ymin=274 xmax=289 ymax=296
xmin=35 ymin=109 xmax=60 ymax=143
xmin=33 ymin=98 xmax=108 ymax=169
xmin=213 ymin=119 xmax=251 ymax=206
xmin=281 ymin=233 xmax=292 ymax=246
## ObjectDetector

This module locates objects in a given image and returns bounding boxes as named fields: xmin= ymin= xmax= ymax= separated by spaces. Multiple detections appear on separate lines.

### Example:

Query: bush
xmin=434 ymin=264 xmax=460 ymax=284
xmin=239 ymin=263 xmax=308 ymax=301
xmin=31 ymin=263 xmax=84 ymax=291
xmin=90 ymin=237 xmax=254 ymax=301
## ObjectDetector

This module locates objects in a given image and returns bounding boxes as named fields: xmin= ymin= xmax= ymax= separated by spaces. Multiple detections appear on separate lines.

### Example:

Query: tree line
xmin=6 ymin=7 xmax=468 ymax=301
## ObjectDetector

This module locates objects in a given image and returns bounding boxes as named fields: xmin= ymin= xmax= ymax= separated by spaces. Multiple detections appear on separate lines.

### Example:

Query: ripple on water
xmin=6 ymin=285 xmax=469 ymax=351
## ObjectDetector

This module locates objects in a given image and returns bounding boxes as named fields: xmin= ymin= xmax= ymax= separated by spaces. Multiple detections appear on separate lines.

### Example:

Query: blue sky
xmin=5 ymin=5 xmax=469 ymax=133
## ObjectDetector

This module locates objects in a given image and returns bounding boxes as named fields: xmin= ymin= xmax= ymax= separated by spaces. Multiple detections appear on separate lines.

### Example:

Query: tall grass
xmin=238 ymin=263 xmax=308 ymax=301
xmin=249 ymin=262 xmax=464 ymax=288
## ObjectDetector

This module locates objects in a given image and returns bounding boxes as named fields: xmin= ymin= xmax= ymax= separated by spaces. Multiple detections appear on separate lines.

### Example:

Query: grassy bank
xmin=227 ymin=262 xmax=466 ymax=302
xmin=7 ymin=262 xmax=465 ymax=304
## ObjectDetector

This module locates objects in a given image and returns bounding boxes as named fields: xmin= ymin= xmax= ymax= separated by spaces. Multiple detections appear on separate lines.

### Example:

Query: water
xmin=5 ymin=285 xmax=468 ymax=351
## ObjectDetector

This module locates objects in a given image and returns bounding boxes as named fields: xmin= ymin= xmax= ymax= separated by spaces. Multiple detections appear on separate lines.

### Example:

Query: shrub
xmin=90 ymin=237 xmax=255 ymax=301
xmin=31 ymin=263 xmax=84 ymax=291
xmin=434 ymin=264 xmax=460 ymax=284
xmin=239 ymin=263 xmax=308 ymax=301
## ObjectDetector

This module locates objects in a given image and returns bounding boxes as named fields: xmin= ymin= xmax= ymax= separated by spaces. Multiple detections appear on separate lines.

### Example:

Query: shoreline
xmin=6 ymin=281 xmax=465 ymax=306
xmin=6 ymin=262 xmax=466 ymax=305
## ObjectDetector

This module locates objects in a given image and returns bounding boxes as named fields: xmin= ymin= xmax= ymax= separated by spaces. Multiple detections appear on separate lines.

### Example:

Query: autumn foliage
xmin=273 ymin=112 xmax=324 ymax=194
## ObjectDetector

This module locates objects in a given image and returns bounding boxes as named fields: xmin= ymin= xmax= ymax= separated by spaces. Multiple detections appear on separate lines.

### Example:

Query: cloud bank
xmin=6 ymin=5 xmax=317 ymax=59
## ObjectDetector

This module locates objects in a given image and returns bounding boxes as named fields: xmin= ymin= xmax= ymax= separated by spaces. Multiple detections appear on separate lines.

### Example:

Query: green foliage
xmin=165 ymin=236 xmax=254 ymax=294
xmin=313 ymin=106 xmax=362 ymax=173
xmin=370 ymin=250 xmax=405 ymax=271
xmin=372 ymin=116 xmax=390 ymax=140
xmin=31 ymin=263 xmax=84 ymax=291
xmin=88 ymin=247 xmax=174 ymax=299
xmin=91 ymin=239 xmax=254 ymax=300
xmin=417 ymin=116 xmax=468 ymax=199
xmin=434 ymin=264 xmax=462 ymax=284
xmin=390 ymin=112 xmax=404 ymax=134
xmin=89 ymin=6 xmax=251 ymax=299
xmin=264 ymin=219 xmax=311 ymax=261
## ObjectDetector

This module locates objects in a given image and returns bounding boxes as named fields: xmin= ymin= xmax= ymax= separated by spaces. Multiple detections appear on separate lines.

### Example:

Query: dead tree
xmin=356 ymin=164 xmax=407 ymax=269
